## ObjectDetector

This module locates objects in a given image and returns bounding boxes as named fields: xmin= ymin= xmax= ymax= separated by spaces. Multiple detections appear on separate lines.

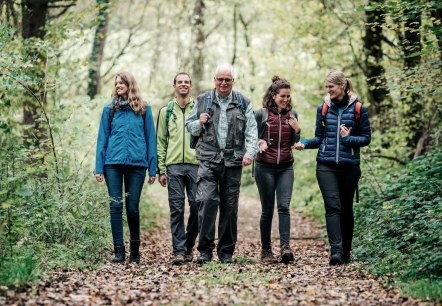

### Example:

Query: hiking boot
xmin=171 ymin=254 xmax=185 ymax=265
xmin=329 ymin=253 xmax=344 ymax=265
xmin=184 ymin=250 xmax=193 ymax=262
xmin=261 ymin=249 xmax=277 ymax=264
xmin=129 ymin=240 xmax=140 ymax=264
xmin=112 ymin=245 xmax=125 ymax=263
xmin=219 ymin=255 xmax=233 ymax=264
xmin=342 ymin=252 xmax=351 ymax=264
xmin=197 ymin=253 xmax=212 ymax=264
xmin=280 ymin=244 xmax=294 ymax=264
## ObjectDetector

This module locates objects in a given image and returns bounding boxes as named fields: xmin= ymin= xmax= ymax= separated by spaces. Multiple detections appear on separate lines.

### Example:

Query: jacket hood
xmin=323 ymin=92 xmax=358 ymax=107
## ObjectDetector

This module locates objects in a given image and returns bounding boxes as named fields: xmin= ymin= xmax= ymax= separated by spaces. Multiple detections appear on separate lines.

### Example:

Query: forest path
xmin=6 ymin=184 xmax=421 ymax=305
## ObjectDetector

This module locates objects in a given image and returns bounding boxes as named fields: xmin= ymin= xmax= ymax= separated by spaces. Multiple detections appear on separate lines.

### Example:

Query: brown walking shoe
xmin=184 ymin=250 xmax=193 ymax=262
xmin=280 ymin=244 xmax=294 ymax=264
xmin=171 ymin=254 xmax=185 ymax=265
xmin=261 ymin=249 xmax=277 ymax=263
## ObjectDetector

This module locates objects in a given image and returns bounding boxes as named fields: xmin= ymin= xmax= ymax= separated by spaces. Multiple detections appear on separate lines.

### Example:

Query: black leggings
xmin=316 ymin=162 xmax=361 ymax=256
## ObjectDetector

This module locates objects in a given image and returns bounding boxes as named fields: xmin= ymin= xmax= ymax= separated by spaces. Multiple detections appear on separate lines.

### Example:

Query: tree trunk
xmin=430 ymin=7 xmax=442 ymax=61
xmin=21 ymin=0 xmax=48 ymax=148
xmin=192 ymin=0 xmax=205 ymax=94
xmin=363 ymin=0 xmax=390 ymax=117
xmin=402 ymin=7 xmax=422 ymax=154
xmin=87 ymin=0 xmax=110 ymax=99
xmin=231 ymin=4 xmax=238 ymax=65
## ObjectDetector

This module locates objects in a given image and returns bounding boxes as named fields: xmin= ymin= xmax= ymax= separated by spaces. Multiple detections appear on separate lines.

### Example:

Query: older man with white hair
xmin=186 ymin=63 xmax=258 ymax=264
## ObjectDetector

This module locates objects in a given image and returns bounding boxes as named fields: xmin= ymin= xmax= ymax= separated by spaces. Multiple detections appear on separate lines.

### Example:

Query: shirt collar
xmin=215 ymin=91 xmax=233 ymax=104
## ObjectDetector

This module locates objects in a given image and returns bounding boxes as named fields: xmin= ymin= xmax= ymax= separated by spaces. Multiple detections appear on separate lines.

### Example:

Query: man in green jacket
xmin=157 ymin=72 xmax=199 ymax=265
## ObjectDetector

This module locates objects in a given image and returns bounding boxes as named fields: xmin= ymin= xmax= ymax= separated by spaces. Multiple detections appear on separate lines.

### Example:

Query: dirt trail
xmin=5 ymin=185 xmax=421 ymax=305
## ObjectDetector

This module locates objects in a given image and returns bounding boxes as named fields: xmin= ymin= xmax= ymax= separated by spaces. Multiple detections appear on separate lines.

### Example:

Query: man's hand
xmin=158 ymin=174 xmax=167 ymax=187
xmin=95 ymin=174 xmax=104 ymax=182
xmin=148 ymin=176 xmax=156 ymax=185
xmin=199 ymin=112 xmax=210 ymax=125
xmin=242 ymin=155 xmax=253 ymax=167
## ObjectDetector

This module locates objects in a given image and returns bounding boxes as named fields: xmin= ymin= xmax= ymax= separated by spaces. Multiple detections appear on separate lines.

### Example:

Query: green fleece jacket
xmin=156 ymin=98 xmax=198 ymax=174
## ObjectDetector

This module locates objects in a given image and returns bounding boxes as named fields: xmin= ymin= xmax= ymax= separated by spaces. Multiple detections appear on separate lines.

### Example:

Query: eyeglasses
xmin=215 ymin=77 xmax=233 ymax=83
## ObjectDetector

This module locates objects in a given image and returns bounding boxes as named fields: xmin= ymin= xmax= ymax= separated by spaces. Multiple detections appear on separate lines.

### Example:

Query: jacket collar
xmin=323 ymin=92 xmax=358 ymax=107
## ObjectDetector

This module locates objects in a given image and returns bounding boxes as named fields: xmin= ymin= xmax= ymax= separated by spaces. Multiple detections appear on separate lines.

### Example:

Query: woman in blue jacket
xmin=95 ymin=72 xmax=157 ymax=264
xmin=294 ymin=71 xmax=371 ymax=265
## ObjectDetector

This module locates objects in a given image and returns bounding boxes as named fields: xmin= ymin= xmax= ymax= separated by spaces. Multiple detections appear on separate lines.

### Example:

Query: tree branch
xmin=365 ymin=153 xmax=407 ymax=165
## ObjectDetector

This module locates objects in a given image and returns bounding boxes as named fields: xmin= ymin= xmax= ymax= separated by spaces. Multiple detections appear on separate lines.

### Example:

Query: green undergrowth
xmin=0 ymin=146 xmax=162 ymax=289
xmin=353 ymin=149 xmax=442 ymax=302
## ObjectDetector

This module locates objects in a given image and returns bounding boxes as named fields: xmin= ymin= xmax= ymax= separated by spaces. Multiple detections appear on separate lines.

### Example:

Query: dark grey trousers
xmin=196 ymin=160 xmax=242 ymax=258
xmin=167 ymin=164 xmax=199 ymax=255
xmin=255 ymin=163 xmax=294 ymax=249
xmin=316 ymin=162 xmax=361 ymax=256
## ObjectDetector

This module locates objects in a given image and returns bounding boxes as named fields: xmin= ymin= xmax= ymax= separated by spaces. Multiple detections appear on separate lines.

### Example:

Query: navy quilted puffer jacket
xmin=303 ymin=94 xmax=371 ymax=165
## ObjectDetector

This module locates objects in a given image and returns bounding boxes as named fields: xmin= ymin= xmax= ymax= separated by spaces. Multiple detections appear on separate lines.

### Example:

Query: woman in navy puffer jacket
xmin=95 ymin=72 xmax=157 ymax=264
xmin=295 ymin=71 xmax=371 ymax=265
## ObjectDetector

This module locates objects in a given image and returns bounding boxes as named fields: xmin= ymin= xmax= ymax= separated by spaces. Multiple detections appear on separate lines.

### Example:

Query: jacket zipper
xmin=336 ymin=115 xmax=340 ymax=164
xmin=277 ymin=114 xmax=282 ymax=165
xmin=322 ymin=137 xmax=327 ymax=152
xmin=351 ymin=147 xmax=354 ymax=155
xmin=182 ymin=105 xmax=185 ymax=163
xmin=335 ymin=104 xmax=351 ymax=163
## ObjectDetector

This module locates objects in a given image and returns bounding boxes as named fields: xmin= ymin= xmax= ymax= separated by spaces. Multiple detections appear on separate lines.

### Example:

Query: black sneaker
xmin=329 ymin=253 xmax=344 ymax=265
xmin=197 ymin=253 xmax=212 ymax=264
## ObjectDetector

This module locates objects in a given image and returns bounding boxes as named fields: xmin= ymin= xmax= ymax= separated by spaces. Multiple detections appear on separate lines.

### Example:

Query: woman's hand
xmin=340 ymin=124 xmax=352 ymax=137
xmin=288 ymin=117 xmax=301 ymax=133
xmin=148 ymin=176 xmax=156 ymax=185
xmin=95 ymin=174 xmax=104 ymax=182
xmin=258 ymin=140 xmax=268 ymax=154
xmin=293 ymin=142 xmax=305 ymax=150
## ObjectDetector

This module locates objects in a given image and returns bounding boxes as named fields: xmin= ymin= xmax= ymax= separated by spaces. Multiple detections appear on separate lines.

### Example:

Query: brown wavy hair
xmin=262 ymin=75 xmax=292 ymax=109
xmin=111 ymin=71 xmax=147 ymax=115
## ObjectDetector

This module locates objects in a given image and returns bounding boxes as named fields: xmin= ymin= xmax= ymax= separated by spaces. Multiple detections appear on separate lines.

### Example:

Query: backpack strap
xmin=234 ymin=91 xmax=247 ymax=116
xmin=256 ymin=108 xmax=269 ymax=139
xmin=355 ymin=101 xmax=362 ymax=121
xmin=164 ymin=101 xmax=175 ymax=139
xmin=321 ymin=102 xmax=329 ymax=127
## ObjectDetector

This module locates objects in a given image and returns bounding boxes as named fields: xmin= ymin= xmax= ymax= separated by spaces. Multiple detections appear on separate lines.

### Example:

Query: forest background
xmin=0 ymin=0 xmax=441 ymax=302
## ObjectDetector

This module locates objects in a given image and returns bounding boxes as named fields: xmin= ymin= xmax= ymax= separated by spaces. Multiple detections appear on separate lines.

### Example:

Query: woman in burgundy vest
xmin=254 ymin=76 xmax=301 ymax=264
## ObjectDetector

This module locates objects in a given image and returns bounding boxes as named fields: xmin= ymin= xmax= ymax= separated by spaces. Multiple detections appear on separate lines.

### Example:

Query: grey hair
xmin=214 ymin=63 xmax=235 ymax=79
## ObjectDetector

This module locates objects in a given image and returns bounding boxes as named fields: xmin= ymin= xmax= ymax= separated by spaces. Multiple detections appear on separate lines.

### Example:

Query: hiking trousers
xmin=255 ymin=163 xmax=294 ymax=249
xmin=196 ymin=160 xmax=242 ymax=258
xmin=316 ymin=162 xmax=361 ymax=256
xmin=166 ymin=164 xmax=199 ymax=255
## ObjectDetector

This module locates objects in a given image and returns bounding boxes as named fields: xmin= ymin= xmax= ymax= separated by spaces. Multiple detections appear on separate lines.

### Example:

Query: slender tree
xmin=401 ymin=3 xmax=423 ymax=155
xmin=191 ymin=0 xmax=205 ymax=93
xmin=87 ymin=0 xmax=110 ymax=99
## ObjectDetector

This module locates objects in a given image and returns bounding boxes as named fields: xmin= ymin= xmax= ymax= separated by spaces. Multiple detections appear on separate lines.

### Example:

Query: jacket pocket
xmin=235 ymin=114 xmax=246 ymax=146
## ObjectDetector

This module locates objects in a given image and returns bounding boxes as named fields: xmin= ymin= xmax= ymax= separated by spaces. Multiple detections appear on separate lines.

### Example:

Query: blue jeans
xmin=104 ymin=165 xmax=146 ymax=246
xmin=255 ymin=163 xmax=294 ymax=249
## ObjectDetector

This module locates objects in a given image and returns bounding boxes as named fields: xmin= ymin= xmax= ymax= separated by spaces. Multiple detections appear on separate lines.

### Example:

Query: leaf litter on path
xmin=3 ymin=189 xmax=422 ymax=305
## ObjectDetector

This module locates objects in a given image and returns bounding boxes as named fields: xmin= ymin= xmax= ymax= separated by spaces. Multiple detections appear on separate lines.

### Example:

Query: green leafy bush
xmin=354 ymin=149 xmax=442 ymax=301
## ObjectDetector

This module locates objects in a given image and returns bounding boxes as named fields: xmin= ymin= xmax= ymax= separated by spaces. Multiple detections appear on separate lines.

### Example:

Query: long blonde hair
xmin=111 ymin=72 xmax=146 ymax=115
xmin=326 ymin=70 xmax=354 ymax=95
